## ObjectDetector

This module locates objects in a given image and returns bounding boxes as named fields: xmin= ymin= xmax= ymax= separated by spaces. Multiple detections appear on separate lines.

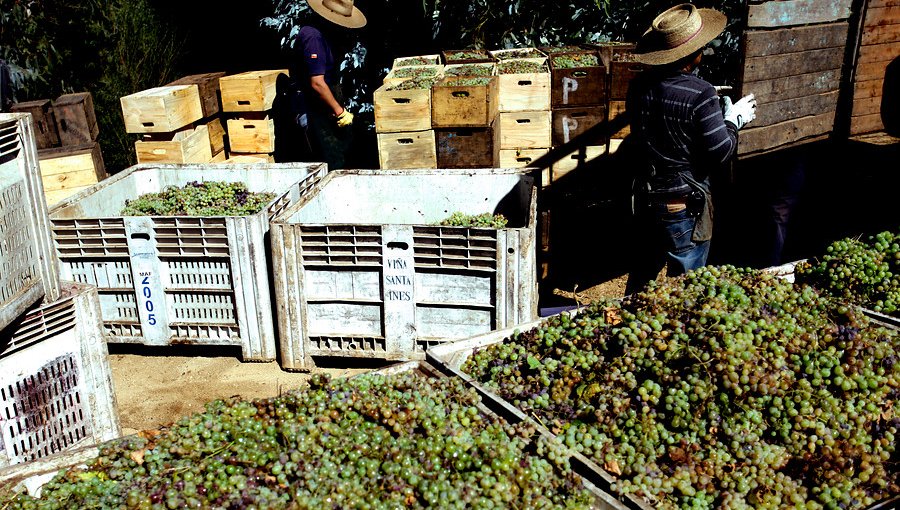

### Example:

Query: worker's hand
xmin=723 ymin=93 xmax=757 ymax=130
xmin=335 ymin=108 xmax=354 ymax=128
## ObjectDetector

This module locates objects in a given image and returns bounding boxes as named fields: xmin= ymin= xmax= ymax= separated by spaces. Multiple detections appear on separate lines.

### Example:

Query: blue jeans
xmin=625 ymin=206 xmax=710 ymax=295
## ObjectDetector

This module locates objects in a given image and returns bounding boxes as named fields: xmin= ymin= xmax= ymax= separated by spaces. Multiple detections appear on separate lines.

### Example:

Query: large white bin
xmin=0 ymin=282 xmax=120 ymax=468
xmin=271 ymin=168 xmax=538 ymax=370
xmin=0 ymin=113 xmax=61 ymax=333
xmin=48 ymin=163 xmax=327 ymax=361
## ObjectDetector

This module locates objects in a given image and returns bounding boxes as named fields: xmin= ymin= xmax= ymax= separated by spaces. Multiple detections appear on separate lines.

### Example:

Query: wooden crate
xmin=738 ymin=0 xmax=853 ymax=155
xmin=202 ymin=117 xmax=226 ymax=155
xmin=496 ymin=62 xmax=551 ymax=112
xmin=552 ymin=105 xmax=607 ymax=146
xmin=225 ymin=153 xmax=275 ymax=163
xmin=377 ymin=130 xmax=437 ymax=169
xmin=849 ymin=0 xmax=900 ymax=135
xmin=210 ymin=149 xmax=227 ymax=163
xmin=436 ymin=127 xmax=493 ymax=168
xmin=607 ymin=101 xmax=630 ymax=138
xmin=226 ymin=117 xmax=276 ymax=153
xmin=383 ymin=65 xmax=443 ymax=88
xmin=548 ymin=145 xmax=607 ymax=186
xmin=431 ymin=76 xmax=498 ymax=128
xmin=10 ymin=100 xmax=59 ymax=149
xmin=549 ymin=51 xmax=607 ymax=107
xmin=135 ymin=125 xmax=213 ymax=164
xmin=392 ymin=54 xmax=441 ymax=68
xmin=167 ymin=72 xmax=226 ymax=118
xmin=496 ymin=147 xmax=550 ymax=169
xmin=219 ymin=70 xmax=289 ymax=112
xmin=495 ymin=110 xmax=552 ymax=149
xmin=597 ymin=43 xmax=647 ymax=100
xmin=489 ymin=48 xmax=548 ymax=64
xmin=37 ymin=142 xmax=106 ymax=206
xmin=52 ymin=92 xmax=98 ymax=145
xmin=373 ymin=83 xmax=432 ymax=133
xmin=120 ymin=85 xmax=204 ymax=133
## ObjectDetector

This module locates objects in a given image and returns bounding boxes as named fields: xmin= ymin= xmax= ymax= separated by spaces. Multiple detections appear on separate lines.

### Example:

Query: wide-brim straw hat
xmin=633 ymin=4 xmax=726 ymax=65
xmin=308 ymin=0 xmax=367 ymax=29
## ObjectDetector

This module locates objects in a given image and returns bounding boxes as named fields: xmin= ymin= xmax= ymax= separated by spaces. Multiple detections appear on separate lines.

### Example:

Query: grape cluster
xmin=438 ymin=212 xmax=508 ymax=229
xmin=437 ymin=77 xmax=493 ymax=87
xmin=121 ymin=181 xmax=275 ymax=217
xmin=463 ymin=266 xmax=900 ymax=509
xmin=392 ymin=67 xmax=439 ymax=79
xmin=388 ymin=77 xmax=438 ymax=91
xmin=796 ymin=230 xmax=900 ymax=315
xmin=444 ymin=64 xmax=494 ymax=77
xmin=494 ymin=49 xmax=545 ymax=60
xmin=395 ymin=56 xmax=437 ymax=67
xmin=497 ymin=60 xmax=547 ymax=74
xmin=2 ymin=372 xmax=594 ymax=509
xmin=551 ymin=53 xmax=600 ymax=69
xmin=444 ymin=50 xmax=491 ymax=61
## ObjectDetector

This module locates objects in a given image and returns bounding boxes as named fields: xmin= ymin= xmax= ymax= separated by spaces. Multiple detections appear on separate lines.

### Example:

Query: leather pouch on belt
xmin=681 ymin=173 xmax=713 ymax=242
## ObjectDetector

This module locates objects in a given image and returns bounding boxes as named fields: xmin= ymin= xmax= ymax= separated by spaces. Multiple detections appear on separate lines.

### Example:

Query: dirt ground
xmin=107 ymin=276 xmax=631 ymax=434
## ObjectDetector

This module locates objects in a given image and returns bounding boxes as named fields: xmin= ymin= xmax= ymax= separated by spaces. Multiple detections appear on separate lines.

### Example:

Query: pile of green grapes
xmin=438 ymin=212 xmax=508 ymax=228
xmin=2 ymin=372 xmax=594 ymax=510
xmin=463 ymin=266 xmax=900 ymax=509
xmin=121 ymin=181 xmax=275 ymax=217
xmin=498 ymin=61 xmax=547 ymax=74
xmin=795 ymin=230 xmax=900 ymax=316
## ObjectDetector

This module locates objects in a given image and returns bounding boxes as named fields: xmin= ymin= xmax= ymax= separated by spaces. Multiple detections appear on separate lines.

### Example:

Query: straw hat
xmin=633 ymin=4 xmax=726 ymax=65
xmin=307 ymin=0 xmax=367 ymax=29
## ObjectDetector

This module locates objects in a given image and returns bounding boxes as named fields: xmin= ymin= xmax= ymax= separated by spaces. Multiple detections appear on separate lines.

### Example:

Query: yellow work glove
xmin=335 ymin=108 xmax=354 ymax=127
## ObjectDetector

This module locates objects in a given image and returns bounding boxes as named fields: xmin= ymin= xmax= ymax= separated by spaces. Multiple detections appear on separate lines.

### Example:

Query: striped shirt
xmin=626 ymin=69 xmax=738 ymax=193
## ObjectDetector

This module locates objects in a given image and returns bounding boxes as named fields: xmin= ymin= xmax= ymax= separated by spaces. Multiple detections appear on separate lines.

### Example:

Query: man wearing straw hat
xmin=291 ymin=0 xmax=366 ymax=169
xmin=624 ymin=3 xmax=757 ymax=295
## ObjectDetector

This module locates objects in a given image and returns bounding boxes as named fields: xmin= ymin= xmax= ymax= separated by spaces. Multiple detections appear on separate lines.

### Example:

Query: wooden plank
xmin=10 ymin=99 xmax=59 ymax=149
xmin=856 ymin=59 xmax=891 ymax=81
xmin=753 ymin=90 xmax=839 ymax=128
xmin=850 ymin=112 xmax=885 ymax=134
xmin=864 ymin=6 xmax=900 ymax=27
xmin=744 ymin=23 xmax=849 ymax=57
xmin=852 ymin=95 xmax=884 ymax=116
xmin=44 ymin=185 xmax=91 ymax=206
xmin=738 ymin=111 xmax=836 ymax=155
xmin=748 ymin=0 xmax=852 ymax=28
xmin=743 ymin=69 xmax=841 ymax=104
xmin=861 ymin=24 xmax=900 ymax=45
xmin=742 ymin=47 xmax=844 ymax=82
xmin=853 ymin=78 xmax=886 ymax=99
xmin=857 ymin=41 xmax=900 ymax=63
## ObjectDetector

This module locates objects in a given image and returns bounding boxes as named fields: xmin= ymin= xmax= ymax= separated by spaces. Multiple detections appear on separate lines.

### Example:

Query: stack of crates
xmin=120 ymin=84 xmax=211 ymax=164
xmin=218 ymin=70 xmax=289 ymax=163
xmin=166 ymin=73 xmax=228 ymax=162
xmin=375 ymin=55 xmax=444 ymax=169
xmin=546 ymin=46 xmax=609 ymax=187
xmin=433 ymin=50 xmax=498 ymax=169
xmin=12 ymin=92 xmax=108 ymax=206
xmin=489 ymin=48 xmax=552 ymax=172
xmin=47 ymin=162 xmax=327 ymax=362
xmin=0 ymin=112 xmax=120 ymax=468
xmin=600 ymin=43 xmax=646 ymax=154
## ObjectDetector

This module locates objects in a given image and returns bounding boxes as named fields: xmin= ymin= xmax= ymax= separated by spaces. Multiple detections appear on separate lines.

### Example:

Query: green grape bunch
xmin=120 ymin=181 xmax=276 ymax=217
xmin=796 ymin=230 xmax=900 ymax=315
xmin=463 ymin=266 xmax=900 ymax=510
xmin=437 ymin=212 xmax=508 ymax=229
xmin=2 ymin=372 xmax=595 ymax=510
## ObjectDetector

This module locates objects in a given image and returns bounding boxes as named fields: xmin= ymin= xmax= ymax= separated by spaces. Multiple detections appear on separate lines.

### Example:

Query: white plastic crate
xmin=271 ymin=168 xmax=538 ymax=371
xmin=0 ymin=282 xmax=120 ymax=468
xmin=48 ymin=163 xmax=327 ymax=361
xmin=0 ymin=113 xmax=61 ymax=333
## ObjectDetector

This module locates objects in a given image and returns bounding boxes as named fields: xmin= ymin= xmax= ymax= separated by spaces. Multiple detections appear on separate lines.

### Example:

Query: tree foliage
xmin=0 ymin=0 xmax=183 ymax=172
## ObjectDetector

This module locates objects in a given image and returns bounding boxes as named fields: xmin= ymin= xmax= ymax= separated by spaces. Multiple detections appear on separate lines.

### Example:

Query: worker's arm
xmin=309 ymin=74 xmax=344 ymax=117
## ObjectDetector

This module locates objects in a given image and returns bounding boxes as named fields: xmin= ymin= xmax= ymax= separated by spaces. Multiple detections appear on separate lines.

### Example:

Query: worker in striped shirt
xmin=624 ymin=3 xmax=757 ymax=295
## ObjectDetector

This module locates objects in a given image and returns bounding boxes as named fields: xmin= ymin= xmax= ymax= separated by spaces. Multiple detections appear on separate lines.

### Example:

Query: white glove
xmin=722 ymin=93 xmax=757 ymax=130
